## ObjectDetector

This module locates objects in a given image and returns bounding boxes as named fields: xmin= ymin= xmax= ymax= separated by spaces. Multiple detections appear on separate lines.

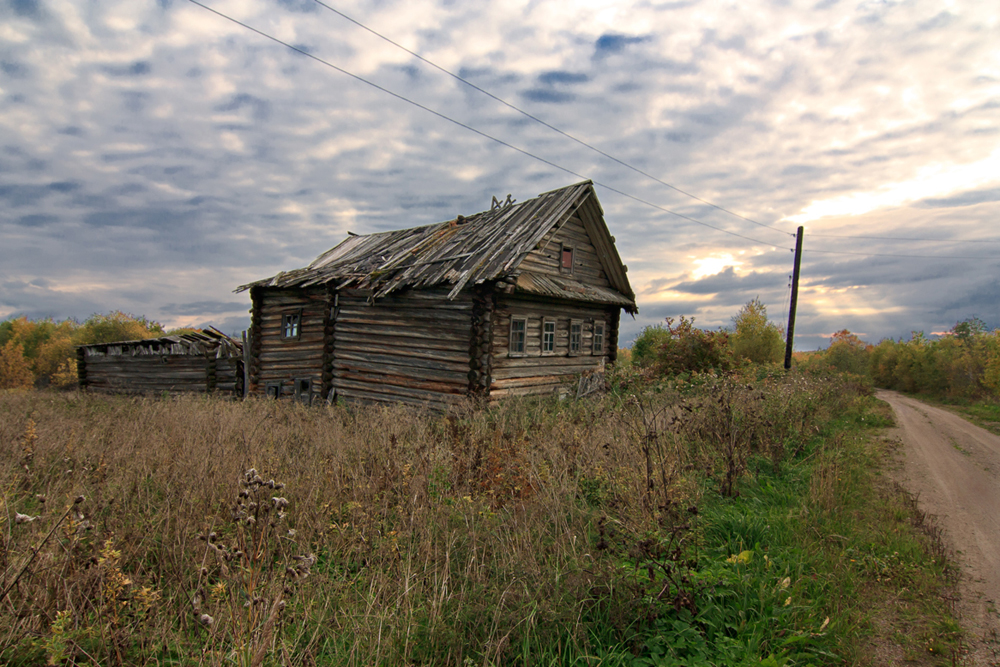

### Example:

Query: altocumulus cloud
xmin=0 ymin=0 xmax=996 ymax=345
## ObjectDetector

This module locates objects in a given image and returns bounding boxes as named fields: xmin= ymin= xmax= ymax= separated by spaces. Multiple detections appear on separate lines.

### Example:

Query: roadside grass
xmin=917 ymin=395 xmax=1000 ymax=436
xmin=0 ymin=373 xmax=963 ymax=666
xmin=630 ymin=392 xmax=962 ymax=666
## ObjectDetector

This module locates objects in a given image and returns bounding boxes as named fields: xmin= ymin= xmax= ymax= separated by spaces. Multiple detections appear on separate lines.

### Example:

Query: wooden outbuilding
xmin=76 ymin=328 xmax=244 ymax=396
xmin=237 ymin=181 xmax=636 ymax=410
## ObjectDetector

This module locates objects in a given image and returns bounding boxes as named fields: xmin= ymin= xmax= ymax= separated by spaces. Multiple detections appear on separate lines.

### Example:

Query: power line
xmin=808 ymin=232 xmax=1000 ymax=244
xmin=187 ymin=0 xmax=789 ymax=250
xmin=307 ymin=0 xmax=794 ymax=239
xmin=807 ymin=248 xmax=998 ymax=260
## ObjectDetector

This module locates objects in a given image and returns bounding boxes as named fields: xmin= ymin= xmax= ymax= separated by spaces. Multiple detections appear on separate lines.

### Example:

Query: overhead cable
xmin=308 ymin=0 xmax=793 ymax=238
xmin=808 ymin=232 xmax=1000 ymax=244
xmin=187 ymin=0 xmax=789 ymax=250
xmin=808 ymin=248 xmax=998 ymax=260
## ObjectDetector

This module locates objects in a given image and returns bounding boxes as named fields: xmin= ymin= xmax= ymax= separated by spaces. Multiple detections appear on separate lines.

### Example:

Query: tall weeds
xmin=0 ymin=370 xmax=886 ymax=665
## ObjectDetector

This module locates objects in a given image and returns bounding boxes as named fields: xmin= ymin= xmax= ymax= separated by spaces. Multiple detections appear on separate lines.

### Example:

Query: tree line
xmin=626 ymin=300 xmax=1000 ymax=401
xmin=5 ymin=302 xmax=998 ymax=401
xmin=0 ymin=312 xmax=187 ymax=389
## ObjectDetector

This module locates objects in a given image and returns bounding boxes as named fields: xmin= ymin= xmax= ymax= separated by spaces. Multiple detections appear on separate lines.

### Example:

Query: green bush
xmin=729 ymin=298 xmax=784 ymax=365
xmin=632 ymin=324 xmax=671 ymax=369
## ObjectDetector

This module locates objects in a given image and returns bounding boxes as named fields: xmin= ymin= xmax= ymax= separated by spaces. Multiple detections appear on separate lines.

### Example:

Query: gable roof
xmin=237 ymin=181 xmax=636 ymax=313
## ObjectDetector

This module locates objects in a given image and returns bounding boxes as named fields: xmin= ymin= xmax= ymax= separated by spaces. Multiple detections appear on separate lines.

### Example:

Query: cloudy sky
xmin=1 ymin=0 xmax=998 ymax=348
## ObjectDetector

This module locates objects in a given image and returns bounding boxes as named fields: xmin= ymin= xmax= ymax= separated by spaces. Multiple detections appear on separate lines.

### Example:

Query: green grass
xmin=910 ymin=394 xmax=1000 ymax=436
xmin=619 ymin=394 xmax=962 ymax=666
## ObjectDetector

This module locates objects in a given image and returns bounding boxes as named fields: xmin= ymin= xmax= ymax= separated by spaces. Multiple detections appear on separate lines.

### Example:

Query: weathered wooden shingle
xmin=237 ymin=181 xmax=636 ymax=313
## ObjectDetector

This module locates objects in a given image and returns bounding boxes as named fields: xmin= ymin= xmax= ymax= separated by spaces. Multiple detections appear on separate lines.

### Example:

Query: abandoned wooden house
xmin=237 ymin=180 xmax=637 ymax=409
xmin=76 ymin=329 xmax=244 ymax=396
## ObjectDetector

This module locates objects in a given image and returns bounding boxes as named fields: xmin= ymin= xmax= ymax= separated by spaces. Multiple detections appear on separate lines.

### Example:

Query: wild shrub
xmin=652 ymin=316 xmax=734 ymax=376
xmin=0 ymin=340 xmax=34 ymax=390
xmin=729 ymin=298 xmax=784 ymax=365
xmin=631 ymin=323 xmax=671 ymax=368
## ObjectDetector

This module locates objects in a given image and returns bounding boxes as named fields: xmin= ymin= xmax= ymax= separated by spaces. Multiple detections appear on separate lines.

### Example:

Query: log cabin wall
xmin=489 ymin=293 xmax=614 ymax=398
xmin=81 ymin=352 xmax=209 ymax=394
xmin=468 ymin=285 xmax=496 ymax=397
xmin=252 ymin=287 xmax=331 ymax=403
xmin=215 ymin=356 xmax=243 ymax=396
xmin=78 ymin=336 xmax=242 ymax=396
xmin=330 ymin=287 xmax=474 ymax=411
xmin=520 ymin=212 xmax=611 ymax=287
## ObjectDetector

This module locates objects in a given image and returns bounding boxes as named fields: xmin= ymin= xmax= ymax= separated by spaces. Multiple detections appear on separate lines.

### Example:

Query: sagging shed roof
xmin=78 ymin=328 xmax=242 ymax=358
xmin=237 ymin=181 xmax=636 ymax=313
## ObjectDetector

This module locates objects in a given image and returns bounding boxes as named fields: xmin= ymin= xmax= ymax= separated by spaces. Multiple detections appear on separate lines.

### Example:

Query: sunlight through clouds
xmin=789 ymin=150 xmax=1000 ymax=224
xmin=0 ymin=0 xmax=997 ymax=344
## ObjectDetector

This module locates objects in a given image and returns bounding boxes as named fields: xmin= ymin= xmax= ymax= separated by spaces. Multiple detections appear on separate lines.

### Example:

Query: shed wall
xmin=81 ymin=353 xmax=211 ymax=394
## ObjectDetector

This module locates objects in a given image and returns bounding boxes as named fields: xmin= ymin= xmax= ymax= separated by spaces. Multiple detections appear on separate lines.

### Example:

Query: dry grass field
xmin=0 ymin=370 xmax=962 ymax=666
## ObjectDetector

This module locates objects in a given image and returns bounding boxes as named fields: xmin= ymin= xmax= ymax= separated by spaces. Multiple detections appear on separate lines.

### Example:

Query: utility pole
xmin=784 ymin=226 xmax=804 ymax=370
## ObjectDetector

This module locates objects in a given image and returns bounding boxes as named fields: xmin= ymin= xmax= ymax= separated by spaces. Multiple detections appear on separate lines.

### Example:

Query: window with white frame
xmin=282 ymin=311 xmax=301 ymax=340
xmin=542 ymin=319 xmax=555 ymax=353
xmin=593 ymin=322 xmax=605 ymax=354
xmin=569 ymin=321 xmax=582 ymax=355
xmin=509 ymin=317 xmax=527 ymax=355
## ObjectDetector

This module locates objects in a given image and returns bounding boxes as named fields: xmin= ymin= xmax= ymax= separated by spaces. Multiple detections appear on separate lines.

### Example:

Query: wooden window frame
xmin=282 ymin=310 xmax=302 ymax=340
xmin=569 ymin=320 xmax=582 ymax=356
xmin=265 ymin=382 xmax=281 ymax=399
xmin=593 ymin=322 xmax=605 ymax=355
xmin=509 ymin=317 xmax=527 ymax=357
xmin=542 ymin=319 xmax=556 ymax=355
xmin=560 ymin=244 xmax=574 ymax=275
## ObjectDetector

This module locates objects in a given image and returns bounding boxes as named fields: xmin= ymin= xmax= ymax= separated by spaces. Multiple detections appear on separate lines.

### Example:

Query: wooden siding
xmin=214 ymin=357 xmax=242 ymax=394
xmin=252 ymin=287 xmax=331 ymax=402
xmin=521 ymin=213 xmax=610 ymax=287
xmin=489 ymin=294 xmax=613 ymax=398
xmin=79 ymin=332 xmax=243 ymax=396
xmin=331 ymin=288 xmax=473 ymax=411
xmin=81 ymin=355 xmax=214 ymax=394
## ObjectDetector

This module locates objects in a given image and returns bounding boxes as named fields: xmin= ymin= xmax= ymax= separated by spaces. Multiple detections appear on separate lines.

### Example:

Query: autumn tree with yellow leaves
xmin=0 ymin=311 xmax=167 ymax=389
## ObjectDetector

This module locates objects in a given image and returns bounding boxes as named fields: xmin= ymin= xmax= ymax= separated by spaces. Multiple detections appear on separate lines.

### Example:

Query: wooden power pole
xmin=784 ymin=226 xmax=804 ymax=370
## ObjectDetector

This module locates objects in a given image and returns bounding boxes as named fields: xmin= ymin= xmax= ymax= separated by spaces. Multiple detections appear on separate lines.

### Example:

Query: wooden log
xmin=489 ymin=383 xmax=565 ymax=398
xmin=334 ymin=338 xmax=468 ymax=363
xmin=335 ymin=350 xmax=467 ymax=375
xmin=334 ymin=377 xmax=464 ymax=405
xmin=332 ymin=361 xmax=466 ymax=388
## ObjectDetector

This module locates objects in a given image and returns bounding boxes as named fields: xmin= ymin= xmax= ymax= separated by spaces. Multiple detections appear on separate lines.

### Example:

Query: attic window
xmin=561 ymin=245 xmax=574 ymax=273
xmin=282 ymin=311 xmax=301 ymax=340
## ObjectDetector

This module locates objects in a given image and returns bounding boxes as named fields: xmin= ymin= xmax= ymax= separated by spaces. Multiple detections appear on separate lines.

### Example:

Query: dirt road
xmin=879 ymin=390 xmax=1000 ymax=662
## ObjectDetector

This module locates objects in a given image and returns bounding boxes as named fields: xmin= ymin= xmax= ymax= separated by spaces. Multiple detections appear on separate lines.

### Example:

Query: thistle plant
xmin=194 ymin=469 xmax=312 ymax=667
